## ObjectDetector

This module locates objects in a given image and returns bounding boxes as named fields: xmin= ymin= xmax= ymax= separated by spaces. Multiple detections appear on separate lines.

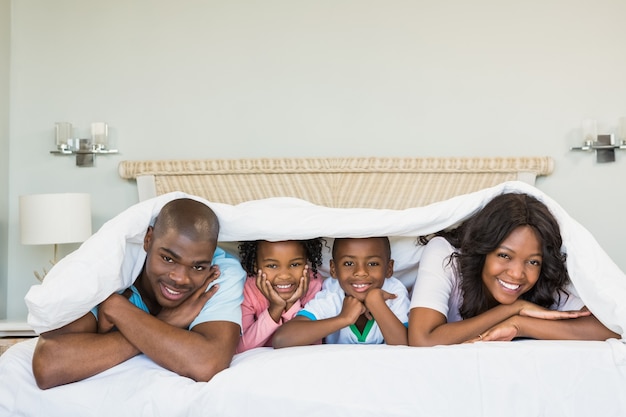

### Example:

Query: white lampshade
xmin=19 ymin=193 xmax=92 ymax=245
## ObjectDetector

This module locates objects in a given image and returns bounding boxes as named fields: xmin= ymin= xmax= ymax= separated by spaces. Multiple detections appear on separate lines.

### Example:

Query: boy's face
xmin=140 ymin=226 xmax=216 ymax=310
xmin=255 ymin=240 xmax=308 ymax=301
xmin=330 ymin=238 xmax=393 ymax=302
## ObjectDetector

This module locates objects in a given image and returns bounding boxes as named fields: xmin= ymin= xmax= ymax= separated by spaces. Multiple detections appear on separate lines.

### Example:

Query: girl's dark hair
xmin=428 ymin=193 xmax=570 ymax=319
xmin=238 ymin=238 xmax=325 ymax=277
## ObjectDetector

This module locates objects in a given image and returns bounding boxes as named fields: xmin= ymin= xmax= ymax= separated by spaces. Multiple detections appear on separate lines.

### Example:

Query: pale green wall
xmin=5 ymin=0 xmax=626 ymax=319
xmin=0 ymin=0 xmax=10 ymax=318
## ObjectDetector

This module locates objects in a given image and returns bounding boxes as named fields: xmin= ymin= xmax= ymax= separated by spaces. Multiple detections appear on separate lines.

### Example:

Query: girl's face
xmin=481 ymin=225 xmax=542 ymax=305
xmin=256 ymin=240 xmax=308 ymax=300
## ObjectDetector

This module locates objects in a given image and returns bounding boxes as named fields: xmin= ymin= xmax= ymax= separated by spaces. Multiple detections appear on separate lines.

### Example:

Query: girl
xmin=408 ymin=193 xmax=619 ymax=346
xmin=236 ymin=238 xmax=325 ymax=353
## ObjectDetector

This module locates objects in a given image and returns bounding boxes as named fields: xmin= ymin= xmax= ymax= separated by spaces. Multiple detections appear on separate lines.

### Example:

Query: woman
xmin=408 ymin=193 xmax=618 ymax=346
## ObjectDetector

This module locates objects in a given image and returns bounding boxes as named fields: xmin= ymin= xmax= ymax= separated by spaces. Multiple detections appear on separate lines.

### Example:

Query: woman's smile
xmin=482 ymin=225 xmax=542 ymax=305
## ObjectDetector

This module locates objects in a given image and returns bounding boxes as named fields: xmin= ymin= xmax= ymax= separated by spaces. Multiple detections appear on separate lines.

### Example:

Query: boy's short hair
xmin=331 ymin=237 xmax=391 ymax=260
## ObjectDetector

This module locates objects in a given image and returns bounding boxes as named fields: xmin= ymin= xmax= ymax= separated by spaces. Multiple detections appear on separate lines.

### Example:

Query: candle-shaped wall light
xmin=91 ymin=122 xmax=108 ymax=150
xmin=619 ymin=117 xmax=626 ymax=145
xmin=50 ymin=121 xmax=118 ymax=166
xmin=570 ymin=117 xmax=626 ymax=163
xmin=55 ymin=122 xmax=73 ymax=151
xmin=581 ymin=119 xmax=597 ymax=146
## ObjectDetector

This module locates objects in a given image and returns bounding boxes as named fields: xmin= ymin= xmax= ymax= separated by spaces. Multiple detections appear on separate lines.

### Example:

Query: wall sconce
xmin=570 ymin=118 xmax=626 ymax=163
xmin=19 ymin=193 xmax=92 ymax=281
xmin=50 ymin=122 xmax=119 ymax=167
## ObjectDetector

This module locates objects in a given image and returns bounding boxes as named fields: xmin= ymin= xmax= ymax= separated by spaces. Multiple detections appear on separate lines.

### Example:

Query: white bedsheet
xmin=1 ymin=337 xmax=625 ymax=417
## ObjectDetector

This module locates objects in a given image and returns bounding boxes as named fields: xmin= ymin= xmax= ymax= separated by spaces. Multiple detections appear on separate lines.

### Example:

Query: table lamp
xmin=19 ymin=193 xmax=92 ymax=281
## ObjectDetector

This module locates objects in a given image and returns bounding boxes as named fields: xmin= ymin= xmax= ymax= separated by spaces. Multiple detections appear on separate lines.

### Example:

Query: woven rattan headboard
xmin=118 ymin=157 xmax=553 ymax=209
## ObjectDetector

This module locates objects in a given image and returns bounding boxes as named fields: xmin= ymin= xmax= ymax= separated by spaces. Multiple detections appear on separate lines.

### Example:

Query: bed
xmin=2 ymin=156 xmax=625 ymax=417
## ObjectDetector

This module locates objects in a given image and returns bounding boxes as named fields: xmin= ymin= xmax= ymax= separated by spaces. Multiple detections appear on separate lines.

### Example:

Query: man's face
xmin=141 ymin=226 xmax=216 ymax=309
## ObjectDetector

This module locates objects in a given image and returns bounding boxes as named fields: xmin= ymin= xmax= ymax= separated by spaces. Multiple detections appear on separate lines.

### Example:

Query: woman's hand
xmin=466 ymin=306 xmax=594 ymax=343
xmin=466 ymin=317 xmax=520 ymax=342
xmin=517 ymin=300 xmax=591 ymax=320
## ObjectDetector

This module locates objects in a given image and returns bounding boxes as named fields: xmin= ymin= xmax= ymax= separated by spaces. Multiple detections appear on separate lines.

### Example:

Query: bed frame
xmin=118 ymin=156 xmax=554 ymax=206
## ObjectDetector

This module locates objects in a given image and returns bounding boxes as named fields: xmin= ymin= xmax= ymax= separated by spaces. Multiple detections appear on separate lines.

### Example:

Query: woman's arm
xmin=409 ymin=301 xmax=530 ymax=346
xmin=410 ymin=301 xmax=605 ymax=346
xmin=478 ymin=313 xmax=620 ymax=341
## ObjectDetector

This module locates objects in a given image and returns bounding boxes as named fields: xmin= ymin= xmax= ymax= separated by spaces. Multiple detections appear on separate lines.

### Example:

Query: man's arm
xmin=32 ymin=246 xmax=245 ymax=388
xmin=32 ymin=313 xmax=140 ymax=390
xmin=99 ymin=247 xmax=245 ymax=381
xmin=100 ymin=295 xmax=240 ymax=381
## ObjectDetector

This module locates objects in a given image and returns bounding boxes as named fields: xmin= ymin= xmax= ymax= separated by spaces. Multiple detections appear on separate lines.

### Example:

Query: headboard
xmin=118 ymin=156 xmax=553 ymax=209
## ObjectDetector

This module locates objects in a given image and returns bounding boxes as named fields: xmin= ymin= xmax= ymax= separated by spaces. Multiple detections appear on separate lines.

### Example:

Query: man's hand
xmin=98 ymin=293 xmax=130 ymax=334
xmin=157 ymin=265 xmax=221 ymax=329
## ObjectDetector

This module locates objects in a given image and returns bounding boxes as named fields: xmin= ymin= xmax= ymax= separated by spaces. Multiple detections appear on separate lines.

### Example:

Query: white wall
xmin=0 ymin=0 xmax=10 ymax=318
xmin=5 ymin=0 xmax=626 ymax=319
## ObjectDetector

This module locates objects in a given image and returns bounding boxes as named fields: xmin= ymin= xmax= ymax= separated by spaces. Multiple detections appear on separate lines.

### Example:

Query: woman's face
xmin=481 ymin=225 xmax=542 ymax=305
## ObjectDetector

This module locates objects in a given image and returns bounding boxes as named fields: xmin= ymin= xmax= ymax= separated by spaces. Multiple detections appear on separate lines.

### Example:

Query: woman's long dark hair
xmin=431 ymin=193 xmax=570 ymax=319
xmin=238 ymin=238 xmax=325 ymax=277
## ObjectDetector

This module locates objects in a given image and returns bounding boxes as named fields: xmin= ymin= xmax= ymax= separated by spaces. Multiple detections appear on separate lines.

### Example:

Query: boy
xmin=272 ymin=237 xmax=409 ymax=347
xmin=32 ymin=198 xmax=245 ymax=389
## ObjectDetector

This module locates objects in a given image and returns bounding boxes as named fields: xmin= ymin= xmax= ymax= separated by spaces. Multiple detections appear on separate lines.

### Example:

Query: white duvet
xmin=2 ymin=180 xmax=626 ymax=417
xmin=24 ymin=180 xmax=626 ymax=336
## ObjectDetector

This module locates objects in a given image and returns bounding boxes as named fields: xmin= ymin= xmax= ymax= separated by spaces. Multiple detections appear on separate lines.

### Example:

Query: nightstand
xmin=0 ymin=321 xmax=37 ymax=356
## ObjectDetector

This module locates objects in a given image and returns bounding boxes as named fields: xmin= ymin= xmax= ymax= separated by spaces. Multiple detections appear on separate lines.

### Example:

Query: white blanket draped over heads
xmin=24 ymin=181 xmax=626 ymax=337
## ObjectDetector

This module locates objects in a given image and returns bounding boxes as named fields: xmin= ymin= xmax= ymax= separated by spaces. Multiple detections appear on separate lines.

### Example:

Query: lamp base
xmin=33 ymin=244 xmax=59 ymax=281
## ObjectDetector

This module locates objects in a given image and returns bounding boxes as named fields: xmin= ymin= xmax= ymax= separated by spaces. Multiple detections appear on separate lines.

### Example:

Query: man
xmin=32 ymin=198 xmax=245 ymax=389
